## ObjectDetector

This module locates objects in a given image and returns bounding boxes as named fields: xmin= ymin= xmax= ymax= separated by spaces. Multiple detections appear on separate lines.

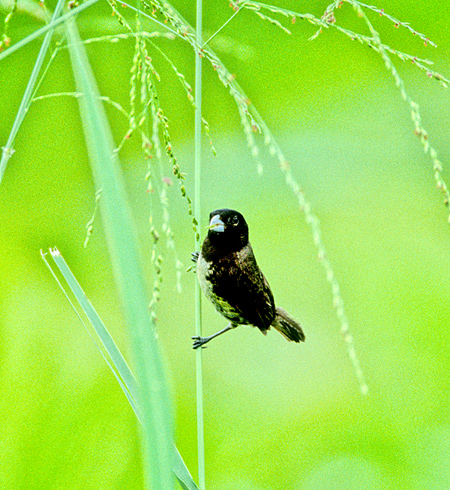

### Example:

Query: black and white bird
xmin=192 ymin=208 xmax=305 ymax=349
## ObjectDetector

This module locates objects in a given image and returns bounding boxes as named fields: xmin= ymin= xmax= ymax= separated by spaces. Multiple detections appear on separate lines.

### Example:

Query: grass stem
xmin=0 ymin=0 xmax=99 ymax=63
xmin=0 ymin=0 xmax=65 ymax=184
xmin=194 ymin=0 xmax=206 ymax=488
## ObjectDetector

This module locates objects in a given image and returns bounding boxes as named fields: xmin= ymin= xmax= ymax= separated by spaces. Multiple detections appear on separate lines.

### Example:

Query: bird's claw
xmin=192 ymin=335 xmax=208 ymax=349
xmin=191 ymin=251 xmax=200 ymax=263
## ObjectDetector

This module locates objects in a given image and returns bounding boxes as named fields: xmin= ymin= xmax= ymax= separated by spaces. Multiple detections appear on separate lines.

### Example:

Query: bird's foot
xmin=186 ymin=252 xmax=200 ymax=273
xmin=192 ymin=335 xmax=209 ymax=349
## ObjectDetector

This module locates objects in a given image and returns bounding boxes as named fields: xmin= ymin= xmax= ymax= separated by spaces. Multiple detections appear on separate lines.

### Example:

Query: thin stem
xmin=0 ymin=0 xmax=65 ymax=184
xmin=194 ymin=1 xmax=205 ymax=489
xmin=0 ymin=0 xmax=100 ymax=62
xmin=202 ymin=4 xmax=244 ymax=47
xmin=118 ymin=1 xmax=183 ymax=39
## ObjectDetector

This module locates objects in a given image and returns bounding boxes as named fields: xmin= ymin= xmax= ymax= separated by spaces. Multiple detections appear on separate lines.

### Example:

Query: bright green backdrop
xmin=1 ymin=1 xmax=449 ymax=489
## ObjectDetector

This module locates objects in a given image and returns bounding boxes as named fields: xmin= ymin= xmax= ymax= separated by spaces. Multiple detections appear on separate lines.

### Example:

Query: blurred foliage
xmin=0 ymin=0 xmax=449 ymax=489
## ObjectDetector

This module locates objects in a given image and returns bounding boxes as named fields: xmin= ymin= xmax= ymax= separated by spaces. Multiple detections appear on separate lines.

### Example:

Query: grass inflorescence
xmin=1 ymin=0 xmax=446 ymax=399
xmin=1 ymin=0 xmax=449 ymax=485
xmin=236 ymin=0 xmax=450 ymax=219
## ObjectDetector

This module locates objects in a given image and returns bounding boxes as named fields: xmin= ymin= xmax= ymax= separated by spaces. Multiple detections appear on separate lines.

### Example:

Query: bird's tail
xmin=272 ymin=307 xmax=305 ymax=342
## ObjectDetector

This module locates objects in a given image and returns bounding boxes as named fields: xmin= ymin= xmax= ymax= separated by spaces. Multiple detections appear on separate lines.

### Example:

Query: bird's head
xmin=206 ymin=209 xmax=249 ymax=251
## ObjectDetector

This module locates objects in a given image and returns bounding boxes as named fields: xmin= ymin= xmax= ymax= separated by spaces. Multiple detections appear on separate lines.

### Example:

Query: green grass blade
xmin=65 ymin=18 xmax=174 ymax=490
xmin=46 ymin=248 xmax=139 ymax=401
xmin=173 ymin=446 xmax=199 ymax=490
xmin=40 ymin=250 xmax=143 ymax=422
xmin=0 ymin=0 xmax=65 ymax=184
xmin=41 ymin=248 xmax=199 ymax=489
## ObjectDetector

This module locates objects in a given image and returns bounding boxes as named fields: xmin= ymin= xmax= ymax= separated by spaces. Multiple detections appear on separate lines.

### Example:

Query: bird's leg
xmin=192 ymin=323 xmax=235 ymax=349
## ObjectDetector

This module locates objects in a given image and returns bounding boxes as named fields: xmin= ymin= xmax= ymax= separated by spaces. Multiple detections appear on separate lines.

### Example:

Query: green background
xmin=1 ymin=0 xmax=450 ymax=488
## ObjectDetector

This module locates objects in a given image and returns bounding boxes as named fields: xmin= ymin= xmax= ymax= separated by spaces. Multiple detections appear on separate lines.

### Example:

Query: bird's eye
xmin=231 ymin=215 xmax=239 ymax=226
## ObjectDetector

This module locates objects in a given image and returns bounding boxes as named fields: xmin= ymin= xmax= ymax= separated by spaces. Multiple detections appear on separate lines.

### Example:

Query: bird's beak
xmin=207 ymin=214 xmax=225 ymax=232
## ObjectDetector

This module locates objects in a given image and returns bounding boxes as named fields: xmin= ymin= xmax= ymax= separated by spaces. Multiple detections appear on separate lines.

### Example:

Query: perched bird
xmin=192 ymin=208 xmax=305 ymax=349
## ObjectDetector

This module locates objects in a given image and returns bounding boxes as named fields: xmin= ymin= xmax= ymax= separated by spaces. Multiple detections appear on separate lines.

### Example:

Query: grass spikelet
xmin=81 ymin=31 xmax=176 ymax=45
xmin=148 ymin=39 xmax=217 ymax=155
xmin=251 ymin=102 xmax=369 ymax=395
xmin=105 ymin=0 xmax=133 ymax=31
xmin=246 ymin=0 xmax=446 ymax=91
xmin=254 ymin=11 xmax=292 ymax=35
xmin=134 ymin=16 xmax=184 ymax=299
xmin=132 ymin=1 xmax=262 ymax=148
xmin=84 ymin=187 xmax=103 ymax=248
xmin=0 ymin=0 xmax=17 ymax=51
xmin=128 ymin=34 xmax=141 ymax=137
xmin=346 ymin=0 xmax=450 ymax=217
xmin=357 ymin=1 xmax=437 ymax=46
xmin=237 ymin=102 xmax=263 ymax=175
xmin=243 ymin=0 xmax=450 ymax=217
xmin=201 ymin=117 xmax=217 ymax=157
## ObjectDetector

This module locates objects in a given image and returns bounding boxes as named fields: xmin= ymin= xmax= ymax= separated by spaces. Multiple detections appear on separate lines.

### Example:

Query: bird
xmin=192 ymin=208 xmax=305 ymax=349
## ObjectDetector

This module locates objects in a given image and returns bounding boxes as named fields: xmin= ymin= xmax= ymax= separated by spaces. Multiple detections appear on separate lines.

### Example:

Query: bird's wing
xmin=238 ymin=270 xmax=275 ymax=331
xmin=212 ymin=246 xmax=275 ymax=331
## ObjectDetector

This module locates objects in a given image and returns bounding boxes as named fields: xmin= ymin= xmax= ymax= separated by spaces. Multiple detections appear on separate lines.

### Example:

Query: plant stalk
xmin=194 ymin=0 xmax=205 ymax=488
